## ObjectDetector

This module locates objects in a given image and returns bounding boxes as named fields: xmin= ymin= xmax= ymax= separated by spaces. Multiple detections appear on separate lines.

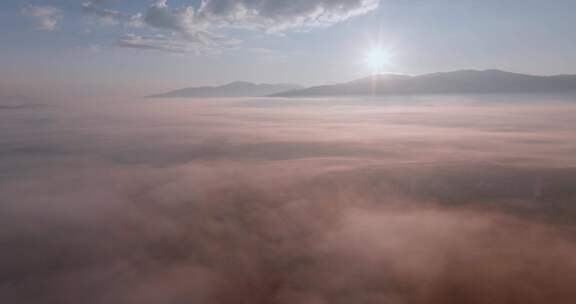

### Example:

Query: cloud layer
xmin=3 ymin=94 xmax=576 ymax=303
xmin=4 ymin=162 xmax=576 ymax=304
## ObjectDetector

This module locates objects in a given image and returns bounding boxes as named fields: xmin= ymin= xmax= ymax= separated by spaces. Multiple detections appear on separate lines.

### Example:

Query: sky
xmin=1 ymin=0 xmax=576 ymax=97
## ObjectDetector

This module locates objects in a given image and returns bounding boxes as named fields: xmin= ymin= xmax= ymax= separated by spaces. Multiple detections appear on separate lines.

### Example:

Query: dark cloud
xmin=143 ymin=0 xmax=197 ymax=33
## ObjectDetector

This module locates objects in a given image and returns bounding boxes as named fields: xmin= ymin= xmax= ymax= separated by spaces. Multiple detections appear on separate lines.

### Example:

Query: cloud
xmin=3 ymin=95 xmax=576 ymax=303
xmin=80 ymin=0 xmax=229 ymax=53
xmin=25 ymin=0 xmax=379 ymax=53
xmin=118 ymin=0 xmax=379 ymax=53
xmin=81 ymin=0 xmax=125 ymax=25
xmin=143 ymin=0 xmax=198 ymax=33
xmin=116 ymin=33 xmax=206 ymax=54
xmin=116 ymin=32 xmax=240 ymax=54
xmin=20 ymin=0 xmax=380 ymax=53
xmin=120 ymin=1 xmax=224 ymax=54
xmin=3 ymin=160 xmax=576 ymax=304
xmin=139 ymin=0 xmax=380 ymax=33
xmin=22 ymin=5 xmax=62 ymax=31
xmin=196 ymin=0 xmax=381 ymax=31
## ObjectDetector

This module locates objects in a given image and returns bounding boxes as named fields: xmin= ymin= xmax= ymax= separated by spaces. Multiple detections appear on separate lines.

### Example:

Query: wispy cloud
xmin=81 ymin=0 xmax=124 ymax=26
xmin=23 ymin=0 xmax=380 ymax=53
xmin=116 ymin=32 xmax=240 ymax=54
xmin=195 ymin=0 xmax=380 ymax=31
xmin=136 ymin=0 xmax=380 ymax=33
xmin=121 ymin=0 xmax=380 ymax=53
xmin=22 ymin=5 xmax=62 ymax=31
xmin=141 ymin=0 xmax=199 ymax=33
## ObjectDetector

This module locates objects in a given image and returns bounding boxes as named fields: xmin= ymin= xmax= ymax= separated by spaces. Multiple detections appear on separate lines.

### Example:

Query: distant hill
xmin=148 ymin=81 xmax=304 ymax=98
xmin=274 ymin=70 xmax=576 ymax=97
xmin=0 ymin=95 xmax=46 ymax=109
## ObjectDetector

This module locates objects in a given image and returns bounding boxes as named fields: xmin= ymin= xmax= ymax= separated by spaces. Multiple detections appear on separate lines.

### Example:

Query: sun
xmin=364 ymin=47 xmax=393 ymax=73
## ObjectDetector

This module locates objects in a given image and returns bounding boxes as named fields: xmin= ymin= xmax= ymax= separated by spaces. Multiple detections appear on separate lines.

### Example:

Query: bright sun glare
xmin=364 ymin=47 xmax=392 ymax=73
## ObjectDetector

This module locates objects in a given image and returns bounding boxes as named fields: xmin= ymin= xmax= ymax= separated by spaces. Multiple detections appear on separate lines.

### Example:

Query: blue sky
xmin=1 ymin=0 xmax=576 ymax=97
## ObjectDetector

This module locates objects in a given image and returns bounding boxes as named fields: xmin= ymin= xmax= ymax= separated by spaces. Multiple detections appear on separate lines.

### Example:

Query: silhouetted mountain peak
xmin=350 ymin=73 xmax=412 ymax=84
xmin=148 ymin=82 xmax=303 ymax=98
xmin=275 ymin=69 xmax=576 ymax=97
xmin=223 ymin=81 xmax=255 ymax=88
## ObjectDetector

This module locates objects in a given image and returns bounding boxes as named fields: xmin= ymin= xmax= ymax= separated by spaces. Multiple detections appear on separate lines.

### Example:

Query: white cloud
xmin=22 ymin=5 xmax=62 ymax=31
xmin=142 ymin=0 xmax=199 ymax=33
xmin=138 ymin=0 xmax=380 ymax=34
xmin=117 ymin=32 xmax=240 ymax=54
xmin=120 ymin=1 xmax=223 ymax=54
xmin=117 ymin=0 xmax=379 ymax=53
xmin=81 ymin=0 xmax=124 ymax=26
xmin=196 ymin=0 xmax=380 ymax=31
xmin=21 ymin=1 xmax=380 ymax=53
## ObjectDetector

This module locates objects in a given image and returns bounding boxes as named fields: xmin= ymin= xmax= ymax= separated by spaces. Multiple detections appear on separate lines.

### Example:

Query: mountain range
xmin=147 ymin=81 xmax=303 ymax=98
xmin=275 ymin=70 xmax=576 ymax=96
xmin=148 ymin=70 xmax=576 ymax=98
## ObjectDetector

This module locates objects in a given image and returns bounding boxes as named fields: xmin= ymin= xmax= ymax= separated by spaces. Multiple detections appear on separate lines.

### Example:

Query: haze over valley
xmin=2 ymin=0 xmax=576 ymax=303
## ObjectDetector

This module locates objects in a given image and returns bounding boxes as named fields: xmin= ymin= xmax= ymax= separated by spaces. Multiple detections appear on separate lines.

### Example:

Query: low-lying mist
xmin=2 ymin=94 xmax=576 ymax=303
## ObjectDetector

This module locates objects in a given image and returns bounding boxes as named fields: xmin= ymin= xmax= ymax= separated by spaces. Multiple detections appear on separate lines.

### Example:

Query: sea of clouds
xmin=2 ymin=95 xmax=576 ymax=303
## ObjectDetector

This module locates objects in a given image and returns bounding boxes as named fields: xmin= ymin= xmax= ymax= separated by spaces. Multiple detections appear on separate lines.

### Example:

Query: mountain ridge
xmin=147 ymin=70 xmax=576 ymax=98
xmin=273 ymin=69 xmax=576 ymax=97
xmin=147 ymin=82 xmax=303 ymax=98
